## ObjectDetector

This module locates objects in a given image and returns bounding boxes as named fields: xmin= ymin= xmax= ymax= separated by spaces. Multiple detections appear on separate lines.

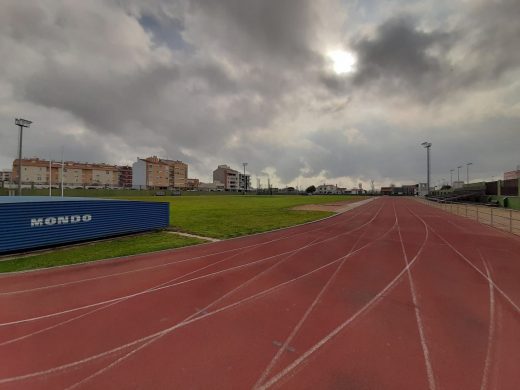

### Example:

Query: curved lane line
xmin=259 ymin=201 xmax=430 ymax=389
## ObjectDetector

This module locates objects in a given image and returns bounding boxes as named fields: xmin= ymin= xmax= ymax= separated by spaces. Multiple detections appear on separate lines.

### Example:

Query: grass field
xmin=118 ymin=195 xmax=365 ymax=238
xmin=0 ymin=232 xmax=203 ymax=273
xmin=0 ymin=194 xmax=364 ymax=273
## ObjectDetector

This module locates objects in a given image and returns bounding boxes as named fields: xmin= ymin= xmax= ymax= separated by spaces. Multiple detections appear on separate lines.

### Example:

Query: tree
xmin=306 ymin=185 xmax=316 ymax=194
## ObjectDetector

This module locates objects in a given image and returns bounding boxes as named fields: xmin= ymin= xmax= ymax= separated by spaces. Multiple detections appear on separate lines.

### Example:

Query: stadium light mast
xmin=450 ymin=169 xmax=454 ymax=186
xmin=457 ymin=165 xmax=462 ymax=182
xmin=15 ymin=118 xmax=32 ymax=196
xmin=466 ymin=162 xmax=473 ymax=184
xmin=421 ymin=142 xmax=432 ymax=195
xmin=242 ymin=162 xmax=248 ymax=195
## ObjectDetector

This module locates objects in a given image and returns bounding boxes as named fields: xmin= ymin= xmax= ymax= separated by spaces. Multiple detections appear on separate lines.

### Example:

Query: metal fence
xmin=418 ymin=199 xmax=520 ymax=236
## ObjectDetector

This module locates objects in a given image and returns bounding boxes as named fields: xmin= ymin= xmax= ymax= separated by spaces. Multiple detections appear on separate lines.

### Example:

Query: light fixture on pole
xmin=466 ymin=162 xmax=473 ymax=184
xmin=450 ymin=169 xmax=454 ymax=186
xmin=15 ymin=118 xmax=32 ymax=196
xmin=457 ymin=165 xmax=462 ymax=182
xmin=242 ymin=162 xmax=248 ymax=195
xmin=421 ymin=142 xmax=432 ymax=195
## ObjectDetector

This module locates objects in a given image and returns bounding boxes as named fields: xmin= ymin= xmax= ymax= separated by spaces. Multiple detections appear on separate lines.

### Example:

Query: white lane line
xmin=395 ymin=203 xmax=436 ymax=390
xmin=479 ymin=250 xmax=496 ymax=390
xmin=0 ymin=205 xmax=393 ymax=386
xmin=259 ymin=202 xmax=430 ymax=389
xmin=0 ymin=201 xmax=376 ymax=296
xmin=415 ymin=217 xmax=520 ymax=315
xmin=0 ymin=227 xmax=334 ymax=346
xmin=0 ymin=204 xmax=382 ymax=328
xmin=252 ymin=203 xmax=388 ymax=389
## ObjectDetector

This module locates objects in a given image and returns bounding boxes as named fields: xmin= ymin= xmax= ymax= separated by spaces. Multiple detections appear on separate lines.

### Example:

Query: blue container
xmin=0 ymin=197 xmax=169 ymax=253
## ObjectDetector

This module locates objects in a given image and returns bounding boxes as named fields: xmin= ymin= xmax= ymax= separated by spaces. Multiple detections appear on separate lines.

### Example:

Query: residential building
xmin=12 ymin=158 xmax=119 ymax=187
xmin=0 ymin=170 xmax=12 ymax=183
xmin=118 ymin=166 xmax=133 ymax=188
xmin=186 ymin=178 xmax=200 ymax=190
xmin=132 ymin=156 xmax=189 ymax=189
xmin=213 ymin=165 xmax=250 ymax=191
xmin=316 ymin=184 xmax=341 ymax=194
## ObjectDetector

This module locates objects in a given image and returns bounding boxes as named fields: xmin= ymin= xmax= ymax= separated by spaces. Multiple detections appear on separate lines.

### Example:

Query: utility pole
xmin=421 ymin=142 xmax=432 ymax=195
xmin=242 ymin=162 xmax=248 ymax=195
xmin=457 ymin=165 xmax=462 ymax=182
xmin=15 ymin=118 xmax=32 ymax=196
xmin=450 ymin=169 xmax=454 ymax=186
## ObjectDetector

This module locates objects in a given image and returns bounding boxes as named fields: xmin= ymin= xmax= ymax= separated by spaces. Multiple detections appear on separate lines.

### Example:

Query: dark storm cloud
xmin=350 ymin=0 xmax=520 ymax=101
xmin=187 ymin=0 xmax=323 ymax=66
xmin=23 ymin=63 xmax=180 ymax=135
xmin=351 ymin=16 xmax=453 ymax=100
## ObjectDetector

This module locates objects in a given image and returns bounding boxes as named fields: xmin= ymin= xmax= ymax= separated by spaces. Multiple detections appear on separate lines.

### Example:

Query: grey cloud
xmin=352 ymin=16 xmax=453 ymax=100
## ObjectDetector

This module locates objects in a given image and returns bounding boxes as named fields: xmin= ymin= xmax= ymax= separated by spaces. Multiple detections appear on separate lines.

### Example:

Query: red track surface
xmin=1 ymin=197 xmax=519 ymax=389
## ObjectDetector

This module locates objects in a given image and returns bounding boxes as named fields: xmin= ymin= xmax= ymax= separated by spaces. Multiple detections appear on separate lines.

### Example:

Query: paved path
xmin=0 ymin=198 xmax=519 ymax=389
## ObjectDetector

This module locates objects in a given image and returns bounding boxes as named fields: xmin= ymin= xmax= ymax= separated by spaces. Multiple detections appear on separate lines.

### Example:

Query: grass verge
xmin=120 ymin=195 xmax=364 ymax=238
xmin=0 ymin=232 xmax=204 ymax=273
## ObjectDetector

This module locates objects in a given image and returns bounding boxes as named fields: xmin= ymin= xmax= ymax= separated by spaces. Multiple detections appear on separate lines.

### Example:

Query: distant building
xmin=12 ymin=158 xmax=119 ymax=187
xmin=213 ymin=165 xmax=250 ymax=191
xmin=186 ymin=178 xmax=200 ymax=190
xmin=132 ymin=156 xmax=189 ymax=190
xmin=504 ymin=169 xmax=520 ymax=180
xmin=0 ymin=170 xmax=12 ymax=183
xmin=118 ymin=166 xmax=133 ymax=188
xmin=316 ymin=184 xmax=342 ymax=194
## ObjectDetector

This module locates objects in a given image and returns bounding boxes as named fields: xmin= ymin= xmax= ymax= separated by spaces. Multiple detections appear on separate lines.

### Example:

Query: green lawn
xmin=0 ymin=232 xmax=203 ymax=273
xmin=0 ymin=194 xmax=365 ymax=273
xmin=119 ymin=195 xmax=365 ymax=239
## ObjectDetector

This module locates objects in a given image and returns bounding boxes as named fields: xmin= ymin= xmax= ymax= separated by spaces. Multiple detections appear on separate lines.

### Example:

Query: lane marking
xmin=259 ymin=200 xmax=430 ymax=389
xmin=479 ymin=250 xmax=496 ymax=390
xmin=0 ymin=204 xmax=394 ymax=386
xmin=410 ymin=211 xmax=520 ymax=315
xmin=252 ymin=202 xmax=388 ymax=388
xmin=0 ymin=201 xmax=377 ymax=296
xmin=0 ymin=203 xmax=383 ymax=328
xmin=395 ymin=203 xmax=436 ymax=390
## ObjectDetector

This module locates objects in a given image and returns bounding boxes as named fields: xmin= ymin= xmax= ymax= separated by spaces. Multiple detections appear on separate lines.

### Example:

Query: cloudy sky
xmin=1 ymin=0 xmax=519 ymax=189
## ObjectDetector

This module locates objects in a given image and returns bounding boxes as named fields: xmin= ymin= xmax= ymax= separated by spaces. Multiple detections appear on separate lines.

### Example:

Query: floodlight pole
xmin=457 ymin=165 xmax=462 ymax=182
xmin=242 ymin=162 xmax=248 ymax=195
xmin=421 ymin=142 xmax=432 ymax=195
xmin=15 ymin=118 xmax=32 ymax=196
xmin=450 ymin=169 xmax=454 ymax=186
xmin=466 ymin=162 xmax=472 ymax=184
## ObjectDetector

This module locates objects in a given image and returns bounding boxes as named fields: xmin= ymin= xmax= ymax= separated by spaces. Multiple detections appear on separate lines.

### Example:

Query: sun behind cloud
xmin=327 ymin=50 xmax=357 ymax=74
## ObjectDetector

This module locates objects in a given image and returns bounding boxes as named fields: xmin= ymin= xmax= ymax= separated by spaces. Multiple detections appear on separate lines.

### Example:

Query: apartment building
xmin=12 ymin=158 xmax=119 ymax=187
xmin=186 ymin=178 xmax=200 ymax=190
xmin=0 ymin=170 xmax=12 ymax=183
xmin=213 ymin=165 xmax=238 ymax=191
xmin=132 ymin=156 xmax=189 ymax=189
xmin=118 ymin=166 xmax=133 ymax=188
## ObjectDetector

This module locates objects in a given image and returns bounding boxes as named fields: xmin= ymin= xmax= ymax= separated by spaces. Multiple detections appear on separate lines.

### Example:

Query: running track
xmin=0 ymin=197 xmax=519 ymax=389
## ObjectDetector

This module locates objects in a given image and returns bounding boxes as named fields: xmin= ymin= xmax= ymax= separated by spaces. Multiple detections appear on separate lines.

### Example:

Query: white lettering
xmin=44 ymin=217 xmax=57 ymax=225
xmin=30 ymin=214 xmax=93 ymax=227
xmin=70 ymin=215 xmax=82 ymax=223
xmin=31 ymin=218 xmax=44 ymax=227
xmin=57 ymin=216 xmax=69 ymax=224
